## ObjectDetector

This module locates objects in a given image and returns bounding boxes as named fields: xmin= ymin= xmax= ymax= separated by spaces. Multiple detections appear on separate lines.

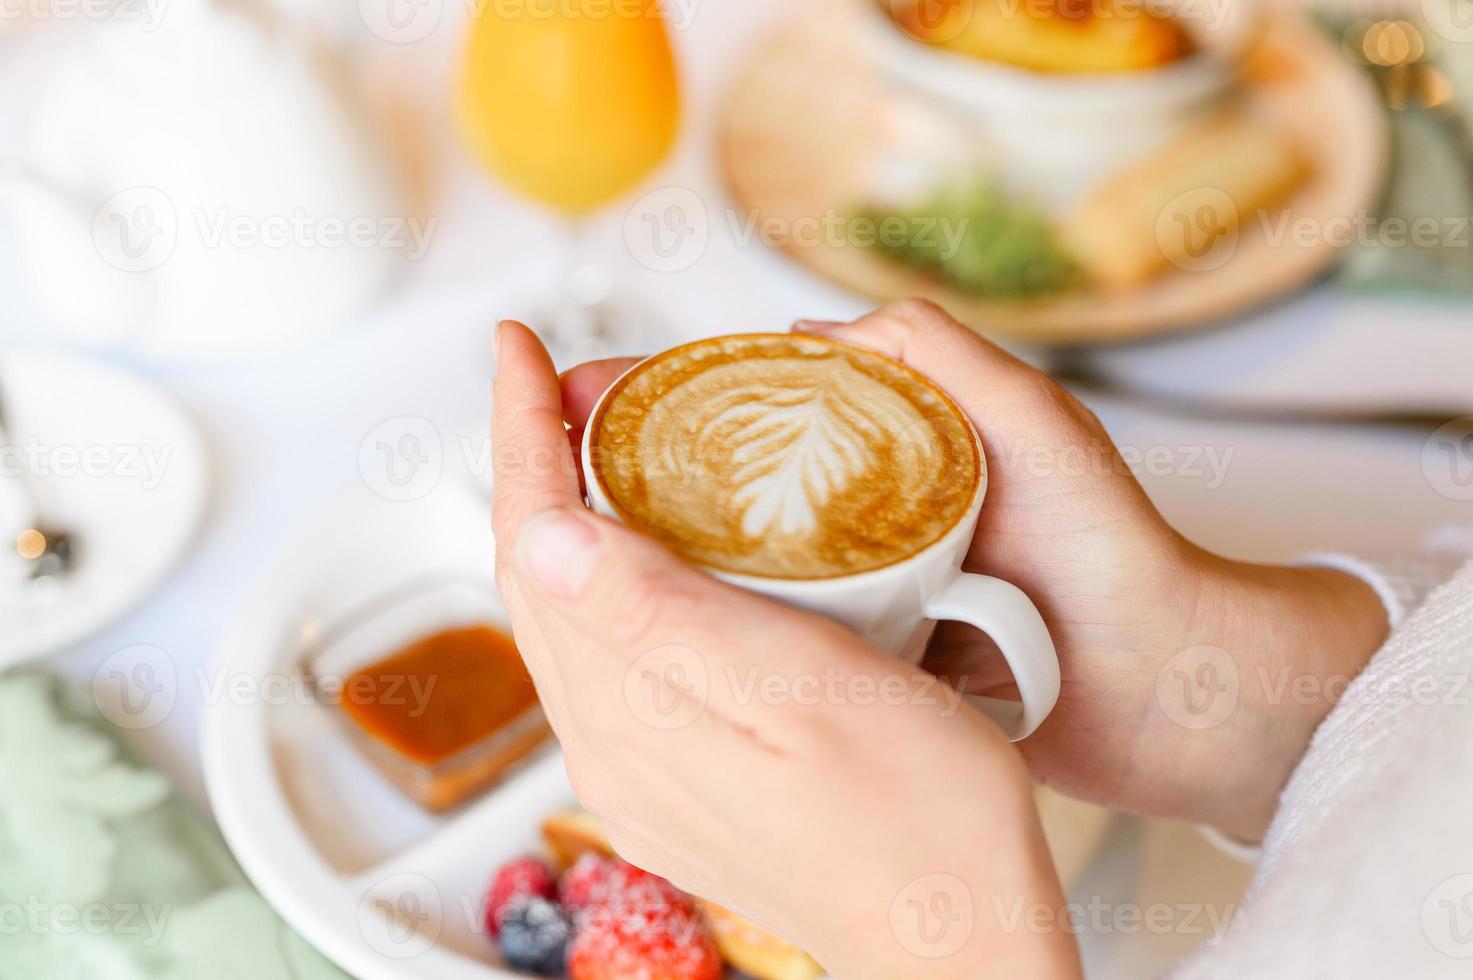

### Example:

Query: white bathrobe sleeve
xmin=1171 ymin=544 xmax=1473 ymax=980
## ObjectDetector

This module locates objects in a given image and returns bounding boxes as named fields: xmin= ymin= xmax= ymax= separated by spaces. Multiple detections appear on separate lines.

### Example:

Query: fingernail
xmin=518 ymin=508 xmax=600 ymax=598
xmin=793 ymin=319 xmax=842 ymax=334
xmin=492 ymin=320 xmax=508 ymax=381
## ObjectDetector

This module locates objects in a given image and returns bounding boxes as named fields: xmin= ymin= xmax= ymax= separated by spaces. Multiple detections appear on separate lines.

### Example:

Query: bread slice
xmin=1060 ymin=112 xmax=1308 ymax=289
xmin=698 ymin=900 xmax=824 ymax=980
xmin=539 ymin=809 xmax=614 ymax=867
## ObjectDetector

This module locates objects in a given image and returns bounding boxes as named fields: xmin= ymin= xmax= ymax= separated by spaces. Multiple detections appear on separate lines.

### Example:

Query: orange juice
xmin=457 ymin=0 xmax=680 ymax=214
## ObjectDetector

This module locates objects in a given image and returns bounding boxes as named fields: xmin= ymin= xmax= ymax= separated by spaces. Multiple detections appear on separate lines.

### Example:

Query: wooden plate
xmin=720 ymin=1 xmax=1388 ymax=346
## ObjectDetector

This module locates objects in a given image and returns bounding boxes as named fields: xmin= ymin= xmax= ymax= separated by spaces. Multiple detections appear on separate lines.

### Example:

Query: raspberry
xmin=559 ymin=855 xmax=658 ymax=917
xmin=485 ymin=856 xmax=558 ymax=938
xmin=567 ymin=875 xmax=721 ymax=980
xmin=498 ymin=895 xmax=572 ymax=977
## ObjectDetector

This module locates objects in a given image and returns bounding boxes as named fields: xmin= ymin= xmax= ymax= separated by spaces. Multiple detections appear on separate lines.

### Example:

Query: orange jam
xmin=338 ymin=625 xmax=549 ymax=810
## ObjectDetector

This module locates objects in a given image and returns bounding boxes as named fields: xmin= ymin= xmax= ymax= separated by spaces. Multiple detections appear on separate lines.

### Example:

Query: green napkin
xmin=0 ymin=673 xmax=348 ymax=980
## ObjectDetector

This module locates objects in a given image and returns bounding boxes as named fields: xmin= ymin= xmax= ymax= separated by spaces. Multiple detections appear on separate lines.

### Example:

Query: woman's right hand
xmin=496 ymin=321 xmax=1081 ymax=979
xmin=560 ymin=299 xmax=1389 ymax=840
xmin=785 ymin=301 xmax=1389 ymax=841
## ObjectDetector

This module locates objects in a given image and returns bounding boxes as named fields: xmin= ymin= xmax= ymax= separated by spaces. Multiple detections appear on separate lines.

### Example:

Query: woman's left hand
xmin=490 ymin=321 xmax=1079 ymax=979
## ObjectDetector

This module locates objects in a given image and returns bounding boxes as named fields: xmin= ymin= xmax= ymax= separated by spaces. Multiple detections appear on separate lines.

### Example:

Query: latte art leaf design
xmin=695 ymin=379 xmax=929 ymax=539
xmin=594 ymin=337 xmax=980 ymax=579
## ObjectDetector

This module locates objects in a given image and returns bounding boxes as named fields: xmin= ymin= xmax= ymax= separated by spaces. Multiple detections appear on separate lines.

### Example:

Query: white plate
xmin=203 ymin=479 xmax=577 ymax=980
xmin=202 ymin=475 xmax=1122 ymax=979
xmin=0 ymin=350 xmax=209 ymax=666
xmin=1075 ymin=291 xmax=1473 ymax=418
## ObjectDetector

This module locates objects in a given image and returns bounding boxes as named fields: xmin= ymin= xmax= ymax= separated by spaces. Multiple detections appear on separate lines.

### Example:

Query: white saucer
xmin=203 ymin=479 xmax=577 ymax=980
xmin=0 ymin=350 xmax=209 ymax=666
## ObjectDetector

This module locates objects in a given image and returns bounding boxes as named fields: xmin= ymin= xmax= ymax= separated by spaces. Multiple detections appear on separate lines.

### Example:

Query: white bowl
xmin=859 ymin=0 xmax=1262 ymax=208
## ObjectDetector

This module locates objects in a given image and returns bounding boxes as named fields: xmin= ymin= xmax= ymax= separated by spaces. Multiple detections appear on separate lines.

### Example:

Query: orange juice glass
xmin=458 ymin=0 xmax=680 ymax=215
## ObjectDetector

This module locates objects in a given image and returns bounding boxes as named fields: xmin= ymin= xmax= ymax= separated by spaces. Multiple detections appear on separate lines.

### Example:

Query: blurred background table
xmin=2 ymin=0 xmax=1470 ymax=975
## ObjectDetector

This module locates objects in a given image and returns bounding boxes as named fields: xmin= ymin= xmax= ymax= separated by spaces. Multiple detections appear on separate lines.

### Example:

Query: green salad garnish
xmin=856 ymin=181 xmax=1081 ymax=299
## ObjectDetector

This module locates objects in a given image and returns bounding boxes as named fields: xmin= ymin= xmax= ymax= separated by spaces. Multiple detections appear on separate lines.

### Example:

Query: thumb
xmin=513 ymin=506 xmax=845 ymax=661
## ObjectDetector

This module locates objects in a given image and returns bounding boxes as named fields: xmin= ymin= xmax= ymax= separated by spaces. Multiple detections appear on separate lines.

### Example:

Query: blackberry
xmin=486 ymin=856 xmax=559 ymax=938
xmin=497 ymin=895 xmax=571 ymax=976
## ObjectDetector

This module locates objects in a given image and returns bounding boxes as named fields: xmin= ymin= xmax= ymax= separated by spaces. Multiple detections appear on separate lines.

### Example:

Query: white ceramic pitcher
xmin=0 ymin=1 xmax=408 ymax=356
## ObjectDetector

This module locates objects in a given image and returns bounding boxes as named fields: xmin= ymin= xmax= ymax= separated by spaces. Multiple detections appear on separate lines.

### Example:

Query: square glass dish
xmin=301 ymin=578 xmax=551 ymax=812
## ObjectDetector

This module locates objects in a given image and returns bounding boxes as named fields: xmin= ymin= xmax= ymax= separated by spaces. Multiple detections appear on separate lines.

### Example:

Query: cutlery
xmin=0 ymin=383 xmax=78 ymax=582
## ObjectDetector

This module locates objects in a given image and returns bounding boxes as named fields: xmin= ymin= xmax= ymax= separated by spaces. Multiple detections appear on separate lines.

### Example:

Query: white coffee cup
xmin=579 ymin=358 xmax=1061 ymax=741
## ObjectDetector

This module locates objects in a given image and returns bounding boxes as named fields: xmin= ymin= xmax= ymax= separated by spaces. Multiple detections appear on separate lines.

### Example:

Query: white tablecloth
xmin=4 ymin=1 xmax=1469 ymax=974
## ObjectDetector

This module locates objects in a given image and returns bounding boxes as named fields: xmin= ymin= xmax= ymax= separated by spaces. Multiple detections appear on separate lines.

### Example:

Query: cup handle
xmin=923 ymin=573 xmax=1061 ymax=741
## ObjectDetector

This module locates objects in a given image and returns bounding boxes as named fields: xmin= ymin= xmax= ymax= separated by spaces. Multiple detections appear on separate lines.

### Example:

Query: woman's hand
xmin=491 ymin=320 xmax=1081 ymax=979
xmin=557 ymin=300 xmax=1389 ymax=842
xmin=787 ymin=302 xmax=1389 ymax=842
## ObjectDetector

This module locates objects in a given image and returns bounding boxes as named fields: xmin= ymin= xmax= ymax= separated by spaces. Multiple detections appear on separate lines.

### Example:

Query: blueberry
xmin=497 ymin=895 xmax=571 ymax=976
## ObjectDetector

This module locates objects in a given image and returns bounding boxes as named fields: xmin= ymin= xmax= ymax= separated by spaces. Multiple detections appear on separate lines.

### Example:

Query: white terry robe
xmin=1173 ymin=545 xmax=1473 ymax=979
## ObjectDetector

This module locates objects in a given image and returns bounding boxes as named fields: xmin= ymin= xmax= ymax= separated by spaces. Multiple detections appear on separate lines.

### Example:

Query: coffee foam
xmin=590 ymin=334 xmax=982 ymax=579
